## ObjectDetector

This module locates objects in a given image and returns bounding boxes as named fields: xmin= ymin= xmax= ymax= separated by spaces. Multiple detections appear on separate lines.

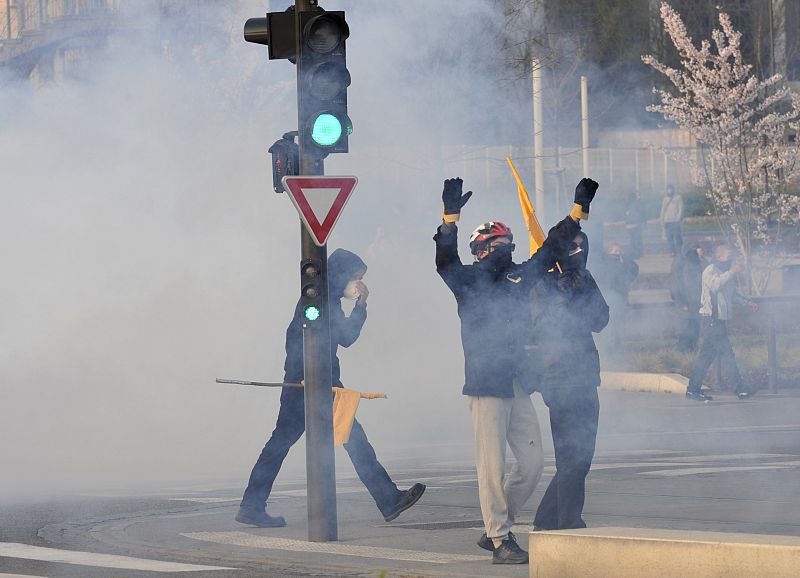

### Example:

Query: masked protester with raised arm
xmin=527 ymin=231 xmax=609 ymax=531
xmin=236 ymin=248 xmax=425 ymax=528
xmin=433 ymin=177 xmax=599 ymax=565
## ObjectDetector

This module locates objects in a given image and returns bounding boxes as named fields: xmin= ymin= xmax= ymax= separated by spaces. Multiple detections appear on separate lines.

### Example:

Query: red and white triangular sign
xmin=282 ymin=176 xmax=358 ymax=246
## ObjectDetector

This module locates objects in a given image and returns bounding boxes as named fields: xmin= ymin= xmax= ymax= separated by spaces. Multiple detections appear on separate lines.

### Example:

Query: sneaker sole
xmin=235 ymin=514 xmax=286 ymax=528
xmin=492 ymin=557 xmax=529 ymax=565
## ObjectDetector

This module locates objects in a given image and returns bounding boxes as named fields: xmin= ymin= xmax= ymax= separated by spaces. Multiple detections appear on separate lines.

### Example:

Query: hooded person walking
xmin=236 ymin=248 xmax=425 ymax=528
xmin=670 ymin=244 xmax=706 ymax=352
xmin=527 ymin=231 xmax=609 ymax=531
xmin=433 ymin=176 xmax=599 ymax=565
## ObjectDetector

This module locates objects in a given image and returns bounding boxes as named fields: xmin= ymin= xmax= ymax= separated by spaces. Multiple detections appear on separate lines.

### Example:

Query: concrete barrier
xmin=529 ymin=526 xmax=800 ymax=578
xmin=600 ymin=371 xmax=688 ymax=394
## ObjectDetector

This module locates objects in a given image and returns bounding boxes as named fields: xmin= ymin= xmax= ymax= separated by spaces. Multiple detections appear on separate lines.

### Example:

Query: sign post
xmin=284 ymin=175 xmax=358 ymax=541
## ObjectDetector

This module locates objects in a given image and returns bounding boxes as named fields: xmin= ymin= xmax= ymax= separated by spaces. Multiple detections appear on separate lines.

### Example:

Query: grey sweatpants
xmin=467 ymin=382 xmax=544 ymax=542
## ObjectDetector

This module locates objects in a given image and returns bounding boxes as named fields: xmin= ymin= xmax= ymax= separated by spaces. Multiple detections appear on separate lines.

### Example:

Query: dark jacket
xmin=670 ymin=248 xmax=705 ymax=316
xmin=434 ymin=216 xmax=580 ymax=398
xmin=283 ymin=249 xmax=367 ymax=386
xmin=527 ymin=265 xmax=609 ymax=391
xmin=595 ymin=253 xmax=638 ymax=306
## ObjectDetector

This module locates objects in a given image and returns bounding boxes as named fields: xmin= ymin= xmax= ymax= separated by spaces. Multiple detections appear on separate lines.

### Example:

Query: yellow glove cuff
xmin=442 ymin=212 xmax=460 ymax=223
xmin=571 ymin=203 xmax=589 ymax=220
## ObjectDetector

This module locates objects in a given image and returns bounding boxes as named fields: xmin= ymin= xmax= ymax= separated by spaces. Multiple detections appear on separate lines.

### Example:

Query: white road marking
xmin=649 ymin=453 xmax=795 ymax=462
xmin=179 ymin=497 xmax=240 ymax=503
xmin=182 ymin=531 xmax=486 ymax=564
xmin=641 ymin=464 xmax=800 ymax=477
xmin=0 ymin=574 xmax=49 ymax=578
xmin=0 ymin=543 xmax=235 ymax=572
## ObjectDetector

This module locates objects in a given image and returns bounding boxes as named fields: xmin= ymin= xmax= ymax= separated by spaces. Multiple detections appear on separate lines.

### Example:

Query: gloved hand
xmin=572 ymin=178 xmax=599 ymax=219
xmin=442 ymin=178 xmax=473 ymax=222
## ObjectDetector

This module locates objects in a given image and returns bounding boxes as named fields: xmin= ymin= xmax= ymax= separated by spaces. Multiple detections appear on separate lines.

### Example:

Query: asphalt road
xmin=2 ymin=388 xmax=800 ymax=578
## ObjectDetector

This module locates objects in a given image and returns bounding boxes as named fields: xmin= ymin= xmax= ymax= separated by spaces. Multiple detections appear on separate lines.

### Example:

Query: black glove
xmin=574 ymin=178 xmax=599 ymax=214
xmin=442 ymin=178 xmax=473 ymax=221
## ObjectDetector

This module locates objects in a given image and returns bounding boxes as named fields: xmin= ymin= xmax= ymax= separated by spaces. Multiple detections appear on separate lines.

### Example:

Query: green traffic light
xmin=304 ymin=305 xmax=321 ymax=321
xmin=311 ymin=113 xmax=343 ymax=146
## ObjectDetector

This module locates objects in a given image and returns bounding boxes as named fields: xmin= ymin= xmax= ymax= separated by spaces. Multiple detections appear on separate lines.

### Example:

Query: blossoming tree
xmin=643 ymin=2 xmax=800 ymax=294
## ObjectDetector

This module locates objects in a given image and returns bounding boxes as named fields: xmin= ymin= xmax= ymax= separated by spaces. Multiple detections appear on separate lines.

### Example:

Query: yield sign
xmin=282 ymin=176 xmax=358 ymax=246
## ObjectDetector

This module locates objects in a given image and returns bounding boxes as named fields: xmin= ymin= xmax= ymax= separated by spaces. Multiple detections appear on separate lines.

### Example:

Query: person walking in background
xmin=528 ymin=231 xmax=609 ymax=531
xmin=660 ymin=184 xmax=684 ymax=256
xmin=686 ymin=244 xmax=758 ymax=402
xmin=670 ymin=244 xmax=706 ymax=352
xmin=624 ymin=190 xmax=647 ymax=260
xmin=594 ymin=244 xmax=638 ymax=353
xmin=236 ymin=248 xmax=425 ymax=528
xmin=434 ymin=176 xmax=598 ymax=565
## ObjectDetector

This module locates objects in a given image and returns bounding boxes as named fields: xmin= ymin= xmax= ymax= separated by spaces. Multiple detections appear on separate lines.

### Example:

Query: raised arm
xmin=519 ymin=178 xmax=598 ymax=277
xmin=434 ymin=178 xmax=473 ymax=295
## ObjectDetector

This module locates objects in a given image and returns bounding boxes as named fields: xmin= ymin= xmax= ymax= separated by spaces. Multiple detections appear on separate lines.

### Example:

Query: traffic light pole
xmin=295 ymin=0 xmax=338 ymax=542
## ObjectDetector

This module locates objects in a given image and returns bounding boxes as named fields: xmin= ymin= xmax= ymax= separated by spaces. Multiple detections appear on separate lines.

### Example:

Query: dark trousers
xmin=533 ymin=386 xmax=599 ymax=530
xmin=664 ymin=222 xmax=683 ymax=255
xmin=677 ymin=315 xmax=700 ymax=352
xmin=240 ymin=386 xmax=401 ymax=516
xmin=688 ymin=319 xmax=744 ymax=393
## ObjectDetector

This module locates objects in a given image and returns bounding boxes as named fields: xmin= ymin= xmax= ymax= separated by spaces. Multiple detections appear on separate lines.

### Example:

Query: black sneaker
xmin=478 ymin=530 xmax=516 ymax=552
xmin=383 ymin=483 xmax=426 ymax=522
xmin=737 ymin=389 xmax=756 ymax=400
xmin=686 ymin=390 xmax=713 ymax=402
xmin=492 ymin=534 xmax=528 ymax=565
xmin=235 ymin=506 xmax=286 ymax=528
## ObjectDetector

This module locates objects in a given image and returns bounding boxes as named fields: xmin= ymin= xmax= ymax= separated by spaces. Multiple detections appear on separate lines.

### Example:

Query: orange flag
xmin=332 ymin=388 xmax=387 ymax=446
xmin=506 ymin=157 xmax=546 ymax=257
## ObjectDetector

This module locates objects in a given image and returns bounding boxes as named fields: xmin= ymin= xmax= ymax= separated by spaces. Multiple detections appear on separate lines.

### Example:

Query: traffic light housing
xmin=298 ymin=10 xmax=351 ymax=157
xmin=268 ymin=132 xmax=299 ymax=193
xmin=300 ymin=258 xmax=324 ymax=324
xmin=243 ymin=10 xmax=296 ymax=61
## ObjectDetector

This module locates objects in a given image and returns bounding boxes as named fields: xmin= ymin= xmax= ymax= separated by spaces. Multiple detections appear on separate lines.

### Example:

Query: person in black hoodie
xmin=670 ymin=244 xmax=706 ymax=352
xmin=527 ymin=231 xmax=609 ymax=531
xmin=434 ymin=176 xmax=599 ymax=565
xmin=236 ymin=248 xmax=425 ymax=528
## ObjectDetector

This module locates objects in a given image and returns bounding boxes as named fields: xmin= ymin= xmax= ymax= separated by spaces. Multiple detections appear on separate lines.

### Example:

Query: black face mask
xmin=478 ymin=243 xmax=514 ymax=270
xmin=716 ymin=259 xmax=732 ymax=272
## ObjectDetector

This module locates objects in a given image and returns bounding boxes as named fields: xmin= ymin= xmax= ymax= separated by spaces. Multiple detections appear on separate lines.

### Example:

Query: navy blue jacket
xmin=434 ymin=216 xmax=580 ymax=398
xmin=527 ymin=268 xmax=608 ymax=390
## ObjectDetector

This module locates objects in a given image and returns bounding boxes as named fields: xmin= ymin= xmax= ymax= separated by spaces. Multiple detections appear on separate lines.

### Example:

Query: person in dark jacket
xmin=670 ymin=244 xmax=706 ymax=352
xmin=434 ymin=176 xmax=599 ymax=565
xmin=236 ymin=249 xmax=425 ymax=528
xmin=527 ymin=231 xmax=609 ymax=531
xmin=594 ymin=244 xmax=638 ymax=354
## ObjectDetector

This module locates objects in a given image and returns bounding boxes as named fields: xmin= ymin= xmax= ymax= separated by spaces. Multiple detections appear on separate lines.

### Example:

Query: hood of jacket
xmin=328 ymin=248 xmax=367 ymax=299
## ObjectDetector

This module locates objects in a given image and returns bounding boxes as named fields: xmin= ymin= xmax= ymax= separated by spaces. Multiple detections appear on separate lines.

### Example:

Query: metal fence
xmin=442 ymin=145 xmax=697 ymax=206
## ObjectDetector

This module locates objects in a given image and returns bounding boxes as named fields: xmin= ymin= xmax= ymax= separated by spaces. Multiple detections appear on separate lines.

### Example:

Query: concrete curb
xmin=529 ymin=526 xmax=800 ymax=578
xmin=600 ymin=371 xmax=688 ymax=394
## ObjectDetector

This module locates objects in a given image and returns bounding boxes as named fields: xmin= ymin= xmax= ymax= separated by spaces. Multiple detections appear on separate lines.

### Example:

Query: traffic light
xmin=268 ymin=132 xmax=299 ymax=193
xmin=298 ymin=10 xmax=351 ymax=157
xmin=300 ymin=258 xmax=324 ymax=324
